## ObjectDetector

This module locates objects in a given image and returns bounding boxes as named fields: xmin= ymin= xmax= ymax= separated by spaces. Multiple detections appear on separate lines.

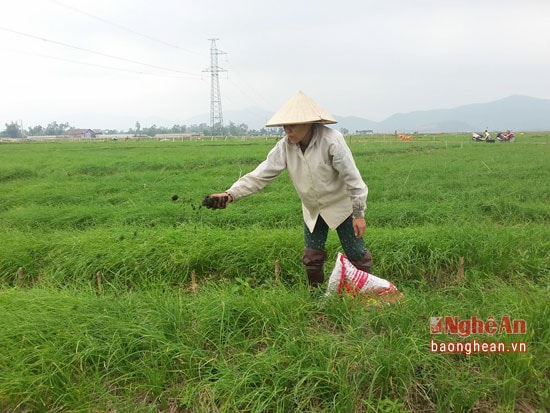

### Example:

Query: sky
xmin=1 ymin=0 xmax=549 ymax=131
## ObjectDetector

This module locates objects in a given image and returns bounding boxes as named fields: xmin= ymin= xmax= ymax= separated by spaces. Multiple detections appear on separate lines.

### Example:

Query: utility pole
xmin=203 ymin=38 xmax=226 ymax=137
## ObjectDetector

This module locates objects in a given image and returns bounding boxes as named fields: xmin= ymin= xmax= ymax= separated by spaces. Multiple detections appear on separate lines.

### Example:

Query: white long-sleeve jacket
xmin=226 ymin=125 xmax=368 ymax=232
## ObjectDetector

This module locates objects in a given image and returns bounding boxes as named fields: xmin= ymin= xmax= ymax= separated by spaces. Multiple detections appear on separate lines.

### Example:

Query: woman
xmin=203 ymin=91 xmax=372 ymax=287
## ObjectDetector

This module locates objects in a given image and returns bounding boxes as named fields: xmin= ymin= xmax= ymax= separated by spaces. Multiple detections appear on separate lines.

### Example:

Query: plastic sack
xmin=326 ymin=252 xmax=403 ymax=302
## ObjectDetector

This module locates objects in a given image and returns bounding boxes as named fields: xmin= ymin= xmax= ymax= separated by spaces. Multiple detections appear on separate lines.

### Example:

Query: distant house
xmin=355 ymin=129 xmax=374 ymax=135
xmin=65 ymin=129 xmax=102 ymax=138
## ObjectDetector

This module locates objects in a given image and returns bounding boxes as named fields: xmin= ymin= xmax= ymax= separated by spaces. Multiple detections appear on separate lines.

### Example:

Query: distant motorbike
xmin=497 ymin=131 xmax=515 ymax=142
xmin=472 ymin=132 xmax=495 ymax=143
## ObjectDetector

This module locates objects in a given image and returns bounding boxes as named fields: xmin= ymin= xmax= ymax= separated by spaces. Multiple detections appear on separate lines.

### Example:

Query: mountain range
xmin=184 ymin=95 xmax=550 ymax=133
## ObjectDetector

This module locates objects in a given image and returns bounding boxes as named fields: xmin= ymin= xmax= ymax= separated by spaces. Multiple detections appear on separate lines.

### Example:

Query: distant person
xmin=484 ymin=128 xmax=491 ymax=140
xmin=202 ymin=91 xmax=373 ymax=288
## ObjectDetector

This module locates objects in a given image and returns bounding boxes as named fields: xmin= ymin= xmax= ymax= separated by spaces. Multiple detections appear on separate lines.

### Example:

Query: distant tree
xmin=142 ymin=124 xmax=166 ymax=137
xmin=340 ymin=127 xmax=349 ymax=135
xmin=263 ymin=127 xmax=281 ymax=136
xmin=124 ymin=121 xmax=256 ymax=137
xmin=239 ymin=123 xmax=249 ymax=135
xmin=170 ymin=124 xmax=186 ymax=133
xmin=227 ymin=122 xmax=249 ymax=136
xmin=228 ymin=121 xmax=238 ymax=136
xmin=44 ymin=121 xmax=71 ymax=135
xmin=27 ymin=125 xmax=45 ymax=136
xmin=195 ymin=123 xmax=208 ymax=134
xmin=44 ymin=122 xmax=58 ymax=135
xmin=1 ymin=122 xmax=23 ymax=138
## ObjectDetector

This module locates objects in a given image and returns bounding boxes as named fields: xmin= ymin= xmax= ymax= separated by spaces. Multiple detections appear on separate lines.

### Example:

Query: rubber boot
xmin=302 ymin=247 xmax=327 ymax=288
xmin=350 ymin=249 xmax=373 ymax=273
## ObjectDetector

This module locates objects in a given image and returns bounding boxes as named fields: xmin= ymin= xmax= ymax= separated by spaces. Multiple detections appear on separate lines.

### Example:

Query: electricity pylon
xmin=203 ymin=38 xmax=226 ymax=136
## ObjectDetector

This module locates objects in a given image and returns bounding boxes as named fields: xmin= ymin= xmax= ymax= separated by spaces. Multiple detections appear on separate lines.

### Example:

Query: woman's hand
xmin=202 ymin=192 xmax=233 ymax=209
xmin=353 ymin=217 xmax=366 ymax=238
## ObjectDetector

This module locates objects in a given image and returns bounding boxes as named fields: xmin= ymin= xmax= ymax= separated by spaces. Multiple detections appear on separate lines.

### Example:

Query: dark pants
xmin=302 ymin=215 xmax=373 ymax=287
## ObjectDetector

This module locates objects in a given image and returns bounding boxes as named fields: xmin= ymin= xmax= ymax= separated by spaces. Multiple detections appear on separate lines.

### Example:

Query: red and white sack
xmin=326 ymin=252 xmax=403 ymax=301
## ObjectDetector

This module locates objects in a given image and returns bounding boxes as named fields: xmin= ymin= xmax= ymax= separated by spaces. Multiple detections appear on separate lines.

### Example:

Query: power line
xmin=227 ymin=78 xmax=271 ymax=111
xmin=51 ymin=0 xmax=276 ymax=120
xmin=0 ymin=26 xmax=202 ymax=78
xmin=48 ymin=0 xmax=205 ymax=57
xmin=2 ymin=48 xmax=200 ymax=79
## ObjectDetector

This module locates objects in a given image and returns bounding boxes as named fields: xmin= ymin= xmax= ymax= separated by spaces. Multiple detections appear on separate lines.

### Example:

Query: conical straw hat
xmin=265 ymin=91 xmax=337 ymax=127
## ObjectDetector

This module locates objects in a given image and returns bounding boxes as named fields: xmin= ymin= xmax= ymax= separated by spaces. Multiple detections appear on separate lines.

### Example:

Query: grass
xmin=0 ymin=223 xmax=547 ymax=290
xmin=0 ymin=133 xmax=548 ymax=412
xmin=0 ymin=279 xmax=547 ymax=412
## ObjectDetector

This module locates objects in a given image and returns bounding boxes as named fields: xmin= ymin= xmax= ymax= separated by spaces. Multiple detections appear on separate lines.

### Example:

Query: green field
xmin=0 ymin=133 xmax=548 ymax=412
